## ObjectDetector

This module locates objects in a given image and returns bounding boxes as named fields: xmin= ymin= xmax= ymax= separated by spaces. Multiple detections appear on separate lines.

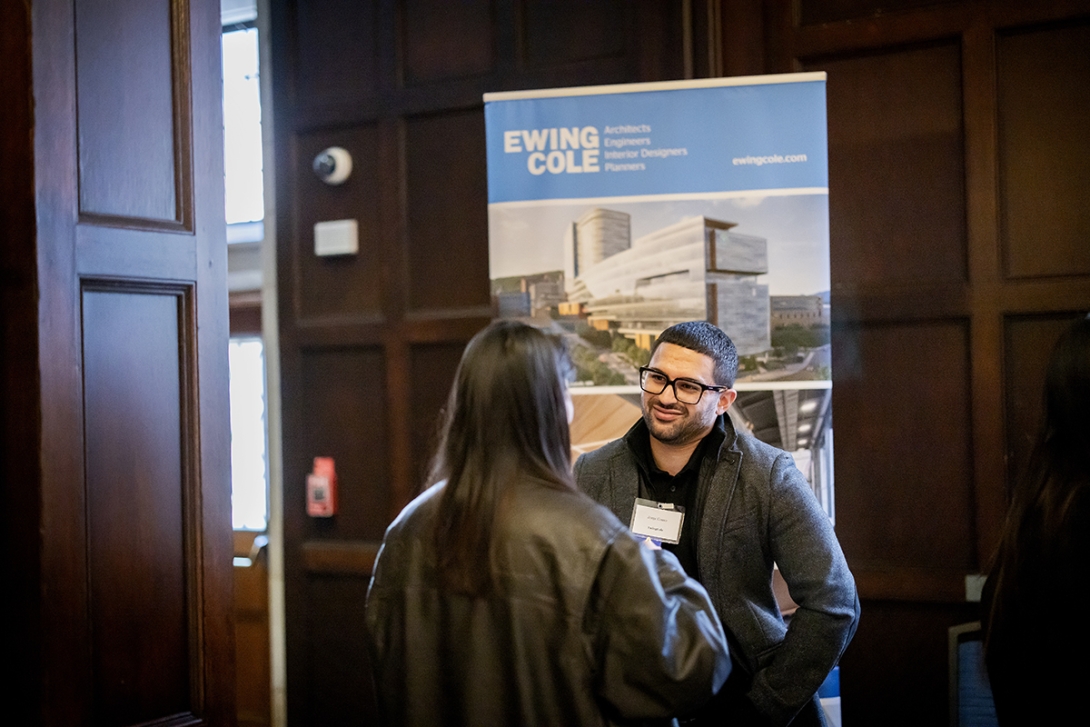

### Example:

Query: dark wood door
xmin=1 ymin=0 xmax=235 ymax=724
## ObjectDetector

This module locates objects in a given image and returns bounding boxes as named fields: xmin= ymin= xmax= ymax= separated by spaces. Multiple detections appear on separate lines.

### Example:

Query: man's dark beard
xmin=642 ymin=400 xmax=713 ymax=447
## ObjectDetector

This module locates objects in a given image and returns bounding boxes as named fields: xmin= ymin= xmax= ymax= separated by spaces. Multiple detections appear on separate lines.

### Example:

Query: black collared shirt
xmin=624 ymin=415 xmax=728 ymax=579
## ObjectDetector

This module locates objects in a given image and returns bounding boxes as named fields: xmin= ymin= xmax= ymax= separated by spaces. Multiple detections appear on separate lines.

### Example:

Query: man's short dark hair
xmin=652 ymin=321 xmax=738 ymax=387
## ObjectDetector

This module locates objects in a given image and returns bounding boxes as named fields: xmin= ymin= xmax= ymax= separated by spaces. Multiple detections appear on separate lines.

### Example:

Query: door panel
xmin=813 ymin=42 xmax=967 ymax=288
xmin=75 ymin=0 xmax=182 ymax=225
xmin=404 ymin=110 xmax=490 ymax=313
xmin=299 ymin=347 xmax=391 ymax=541
xmin=402 ymin=0 xmax=494 ymax=84
xmin=997 ymin=21 xmax=1090 ymax=279
xmin=83 ymin=286 xmax=194 ymax=725
xmin=292 ymin=125 xmax=383 ymax=323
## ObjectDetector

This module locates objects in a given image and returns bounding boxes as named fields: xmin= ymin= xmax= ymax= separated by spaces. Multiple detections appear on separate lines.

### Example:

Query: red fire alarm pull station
xmin=307 ymin=456 xmax=338 ymax=517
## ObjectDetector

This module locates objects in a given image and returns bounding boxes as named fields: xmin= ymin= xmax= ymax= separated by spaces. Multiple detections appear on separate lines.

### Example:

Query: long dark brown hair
xmin=985 ymin=315 xmax=1090 ymax=649
xmin=429 ymin=321 xmax=576 ymax=595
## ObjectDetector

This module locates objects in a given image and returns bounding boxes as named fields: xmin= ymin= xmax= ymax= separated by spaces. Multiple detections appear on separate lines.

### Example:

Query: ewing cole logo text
xmin=503 ymin=127 xmax=601 ymax=175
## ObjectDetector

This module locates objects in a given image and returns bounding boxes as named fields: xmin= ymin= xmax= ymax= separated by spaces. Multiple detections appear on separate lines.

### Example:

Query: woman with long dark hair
xmin=983 ymin=315 xmax=1090 ymax=723
xmin=366 ymin=321 xmax=730 ymax=726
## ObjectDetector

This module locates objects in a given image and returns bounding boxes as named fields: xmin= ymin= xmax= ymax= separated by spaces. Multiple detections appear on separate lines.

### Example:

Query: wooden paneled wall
xmin=269 ymin=1 xmax=685 ymax=723
xmin=270 ymin=1 xmax=1090 ymax=725
xmin=768 ymin=0 xmax=1090 ymax=724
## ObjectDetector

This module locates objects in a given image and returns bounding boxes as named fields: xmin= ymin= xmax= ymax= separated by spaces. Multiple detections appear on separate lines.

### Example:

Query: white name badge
xmin=629 ymin=498 xmax=685 ymax=545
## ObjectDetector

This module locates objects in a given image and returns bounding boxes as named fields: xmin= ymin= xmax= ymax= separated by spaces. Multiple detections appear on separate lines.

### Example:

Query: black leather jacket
xmin=365 ymin=479 xmax=732 ymax=726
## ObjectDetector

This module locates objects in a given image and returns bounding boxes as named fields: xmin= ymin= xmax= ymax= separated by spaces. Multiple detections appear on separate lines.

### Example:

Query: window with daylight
xmin=222 ymin=23 xmax=265 ymax=242
xmin=229 ymin=337 xmax=269 ymax=531
xmin=222 ymin=0 xmax=270 ymax=531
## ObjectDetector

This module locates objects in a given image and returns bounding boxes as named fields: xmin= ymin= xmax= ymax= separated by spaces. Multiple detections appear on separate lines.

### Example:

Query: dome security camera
xmin=313 ymin=147 xmax=352 ymax=185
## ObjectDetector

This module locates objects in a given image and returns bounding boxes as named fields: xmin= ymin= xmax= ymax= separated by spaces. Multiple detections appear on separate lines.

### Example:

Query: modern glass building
xmin=564 ymin=210 xmax=771 ymax=355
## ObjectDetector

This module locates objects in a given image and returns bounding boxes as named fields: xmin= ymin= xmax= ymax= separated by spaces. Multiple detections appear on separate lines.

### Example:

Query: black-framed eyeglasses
xmin=638 ymin=367 xmax=727 ymax=405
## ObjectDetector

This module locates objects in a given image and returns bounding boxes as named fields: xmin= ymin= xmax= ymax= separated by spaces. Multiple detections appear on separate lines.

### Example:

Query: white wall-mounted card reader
xmin=314 ymin=219 xmax=359 ymax=257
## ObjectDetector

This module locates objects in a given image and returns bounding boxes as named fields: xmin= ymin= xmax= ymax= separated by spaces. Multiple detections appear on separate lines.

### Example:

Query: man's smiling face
xmin=641 ymin=342 xmax=735 ymax=448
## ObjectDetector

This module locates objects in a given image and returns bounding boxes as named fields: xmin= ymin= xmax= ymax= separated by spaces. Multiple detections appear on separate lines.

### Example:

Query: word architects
xmin=503 ymin=125 xmax=684 ymax=175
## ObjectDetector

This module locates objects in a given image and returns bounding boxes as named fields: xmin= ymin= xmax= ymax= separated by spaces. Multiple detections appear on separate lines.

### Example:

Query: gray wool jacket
xmin=574 ymin=415 xmax=859 ymax=727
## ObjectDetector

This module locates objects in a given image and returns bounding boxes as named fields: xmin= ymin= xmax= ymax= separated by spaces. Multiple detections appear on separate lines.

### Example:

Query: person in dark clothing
xmin=575 ymin=321 xmax=859 ymax=727
xmin=982 ymin=315 xmax=1090 ymax=724
xmin=365 ymin=321 xmax=731 ymax=727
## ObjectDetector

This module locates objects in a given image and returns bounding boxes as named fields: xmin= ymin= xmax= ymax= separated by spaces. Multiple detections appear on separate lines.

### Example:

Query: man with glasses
xmin=574 ymin=321 xmax=858 ymax=727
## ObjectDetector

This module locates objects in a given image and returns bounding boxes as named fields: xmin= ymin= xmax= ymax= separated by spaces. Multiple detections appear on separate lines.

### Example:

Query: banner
xmin=485 ymin=74 xmax=834 ymax=519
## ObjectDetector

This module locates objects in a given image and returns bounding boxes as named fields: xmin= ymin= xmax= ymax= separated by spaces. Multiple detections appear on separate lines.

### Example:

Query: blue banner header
xmin=484 ymin=75 xmax=828 ymax=204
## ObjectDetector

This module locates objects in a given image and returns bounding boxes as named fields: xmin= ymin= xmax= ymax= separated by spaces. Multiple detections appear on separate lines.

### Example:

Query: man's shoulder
xmin=575 ymin=437 xmax=631 ymax=471
xmin=731 ymin=426 xmax=789 ymax=470
xmin=736 ymin=429 xmax=782 ymax=456
xmin=715 ymin=427 xmax=800 ymax=501
xmin=573 ymin=438 xmax=637 ymax=506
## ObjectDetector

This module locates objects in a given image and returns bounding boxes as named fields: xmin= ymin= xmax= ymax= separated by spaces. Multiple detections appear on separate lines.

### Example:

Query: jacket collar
xmin=622 ymin=413 xmax=737 ymax=465
xmin=606 ymin=414 xmax=742 ymax=531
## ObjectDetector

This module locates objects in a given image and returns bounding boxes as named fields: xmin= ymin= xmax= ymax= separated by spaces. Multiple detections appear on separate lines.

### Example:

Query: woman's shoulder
xmin=513 ymin=480 xmax=625 ymax=532
xmin=496 ymin=482 xmax=629 ymax=567
xmin=384 ymin=481 xmax=445 ymax=538
xmin=495 ymin=482 xmax=632 ymax=603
